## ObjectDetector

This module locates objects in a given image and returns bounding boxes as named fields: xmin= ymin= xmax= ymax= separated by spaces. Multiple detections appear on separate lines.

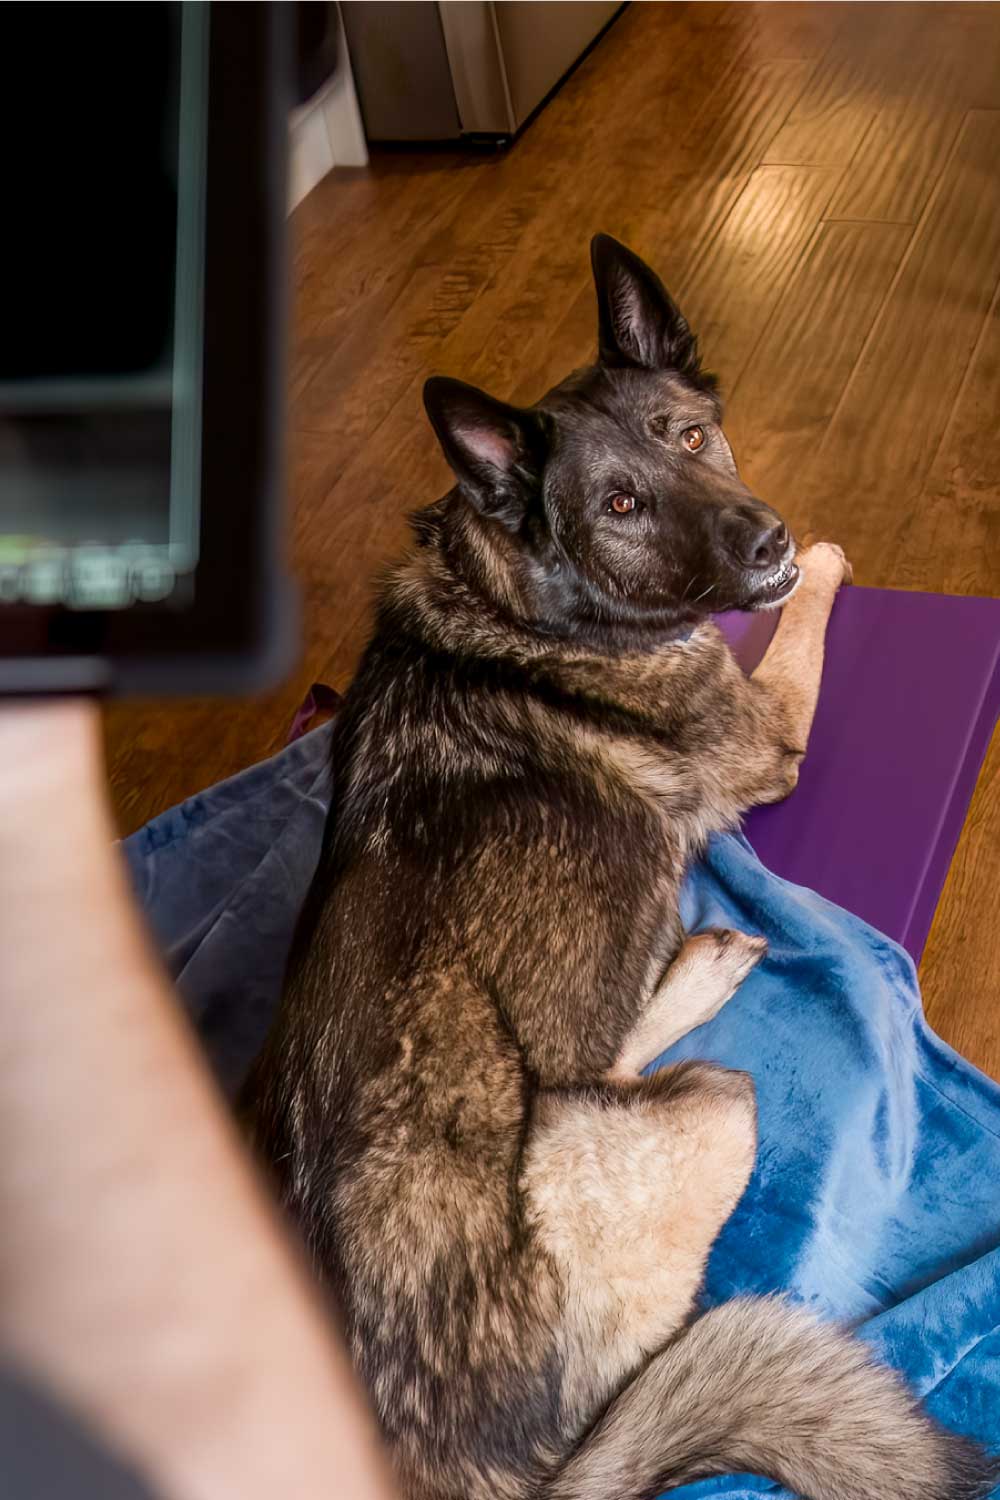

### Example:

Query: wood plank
xmin=891 ymin=280 xmax=1000 ymax=596
xmin=725 ymin=219 xmax=911 ymax=514
xmin=715 ymin=2 xmax=844 ymax=62
xmin=898 ymin=80 xmax=1000 ymax=1078
xmin=824 ymin=6 xmax=1000 ymax=224
xmin=289 ymin=160 xmax=483 ymax=405
xmin=292 ymin=154 xmax=480 ymax=329
xmin=516 ymin=54 xmax=821 ymax=403
xmin=673 ymin=164 xmax=843 ymax=387
xmin=920 ymin=724 xmax=1000 ymax=1081
xmin=762 ymin=5 xmax=927 ymax=167
xmin=825 ymin=79 xmax=966 ymax=225
xmin=672 ymin=57 xmax=816 ymax=184
xmin=803 ymin=110 xmax=1000 ymax=585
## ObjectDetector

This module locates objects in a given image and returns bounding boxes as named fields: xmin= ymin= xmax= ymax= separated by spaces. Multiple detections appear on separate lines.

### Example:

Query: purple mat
xmin=714 ymin=588 xmax=1000 ymax=961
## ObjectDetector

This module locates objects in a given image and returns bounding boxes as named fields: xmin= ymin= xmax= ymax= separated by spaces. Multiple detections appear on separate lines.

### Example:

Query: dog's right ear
xmin=591 ymin=232 xmax=700 ymax=376
xmin=423 ymin=376 xmax=546 ymax=530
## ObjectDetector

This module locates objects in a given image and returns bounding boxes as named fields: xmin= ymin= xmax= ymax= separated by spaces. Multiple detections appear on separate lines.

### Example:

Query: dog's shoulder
xmin=340 ymin=605 xmax=745 ymax=834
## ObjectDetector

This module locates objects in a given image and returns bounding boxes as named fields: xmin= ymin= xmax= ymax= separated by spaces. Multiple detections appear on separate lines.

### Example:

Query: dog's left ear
xmin=423 ymin=376 xmax=546 ymax=530
xmin=591 ymin=233 xmax=700 ymax=375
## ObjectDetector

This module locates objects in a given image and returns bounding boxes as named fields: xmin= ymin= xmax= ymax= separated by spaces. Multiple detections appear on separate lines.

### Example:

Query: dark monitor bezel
xmin=0 ymin=3 xmax=296 ymax=696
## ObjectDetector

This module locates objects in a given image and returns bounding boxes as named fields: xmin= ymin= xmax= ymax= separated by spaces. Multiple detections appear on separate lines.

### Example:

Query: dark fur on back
xmin=245 ymin=237 xmax=996 ymax=1500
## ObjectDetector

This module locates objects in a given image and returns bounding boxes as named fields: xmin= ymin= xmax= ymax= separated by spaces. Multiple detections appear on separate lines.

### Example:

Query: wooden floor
xmin=106 ymin=2 xmax=1000 ymax=1074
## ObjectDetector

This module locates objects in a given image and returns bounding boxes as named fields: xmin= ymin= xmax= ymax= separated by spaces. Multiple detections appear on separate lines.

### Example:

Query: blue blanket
xmin=122 ymin=725 xmax=1000 ymax=1497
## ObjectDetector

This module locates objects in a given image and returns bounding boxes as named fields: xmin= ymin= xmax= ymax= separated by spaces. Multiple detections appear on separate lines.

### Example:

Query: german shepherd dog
xmin=245 ymin=237 xmax=996 ymax=1499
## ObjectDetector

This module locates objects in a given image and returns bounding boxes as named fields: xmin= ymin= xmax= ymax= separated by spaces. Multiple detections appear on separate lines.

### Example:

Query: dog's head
xmin=423 ymin=234 xmax=797 ymax=642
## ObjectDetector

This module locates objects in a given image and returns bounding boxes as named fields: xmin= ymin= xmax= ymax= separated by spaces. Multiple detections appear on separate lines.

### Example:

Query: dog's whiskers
xmin=690 ymin=582 xmax=715 ymax=606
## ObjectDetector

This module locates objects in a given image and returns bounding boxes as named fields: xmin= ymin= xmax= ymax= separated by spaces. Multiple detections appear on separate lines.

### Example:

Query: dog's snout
xmin=734 ymin=517 xmax=788 ymax=571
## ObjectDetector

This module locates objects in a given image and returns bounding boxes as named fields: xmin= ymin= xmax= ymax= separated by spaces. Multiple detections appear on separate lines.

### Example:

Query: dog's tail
xmin=546 ymin=1297 xmax=996 ymax=1500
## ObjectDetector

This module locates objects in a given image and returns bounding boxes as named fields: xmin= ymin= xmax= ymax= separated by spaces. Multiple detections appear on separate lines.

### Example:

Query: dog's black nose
xmin=740 ymin=519 xmax=788 ymax=570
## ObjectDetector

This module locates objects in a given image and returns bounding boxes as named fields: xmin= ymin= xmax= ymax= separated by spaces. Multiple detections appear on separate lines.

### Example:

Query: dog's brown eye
xmin=682 ymin=426 xmax=705 ymax=452
xmin=608 ymin=493 xmax=636 ymax=515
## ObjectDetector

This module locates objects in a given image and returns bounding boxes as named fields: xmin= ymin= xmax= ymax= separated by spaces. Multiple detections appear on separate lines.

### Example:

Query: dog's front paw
xmin=798 ymin=541 xmax=853 ymax=590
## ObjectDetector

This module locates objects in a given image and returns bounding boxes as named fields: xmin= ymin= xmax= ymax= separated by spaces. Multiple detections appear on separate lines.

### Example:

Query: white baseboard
xmin=289 ymin=7 xmax=368 ymax=212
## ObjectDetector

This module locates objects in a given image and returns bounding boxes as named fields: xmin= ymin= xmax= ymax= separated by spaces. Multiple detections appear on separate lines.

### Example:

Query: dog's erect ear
xmin=423 ymin=376 xmax=546 ymax=529
xmin=591 ymin=233 xmax=699 ymax=375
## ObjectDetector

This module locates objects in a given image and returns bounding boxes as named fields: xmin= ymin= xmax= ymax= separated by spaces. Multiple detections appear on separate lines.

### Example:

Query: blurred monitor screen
xmin=1 ymin=3 xmax=292 ymax=695
xmin=1 ymin=4 xmax=205 ymax=613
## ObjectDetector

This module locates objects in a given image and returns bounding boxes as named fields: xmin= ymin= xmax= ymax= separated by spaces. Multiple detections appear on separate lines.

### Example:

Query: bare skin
xmin=0 ymin=702 xmax=397 ymax=1500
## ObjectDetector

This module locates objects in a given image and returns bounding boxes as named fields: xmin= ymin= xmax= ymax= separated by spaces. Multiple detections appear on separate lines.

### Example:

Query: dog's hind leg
xmin=521 ymin=1061 xmax=757 ymax=1436
xmin=610 ymin=928 xmax=766 ymax=1081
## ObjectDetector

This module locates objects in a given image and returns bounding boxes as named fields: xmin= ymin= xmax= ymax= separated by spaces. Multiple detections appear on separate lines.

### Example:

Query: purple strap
xmin=285 ymin=683 xmax=343 ymax=745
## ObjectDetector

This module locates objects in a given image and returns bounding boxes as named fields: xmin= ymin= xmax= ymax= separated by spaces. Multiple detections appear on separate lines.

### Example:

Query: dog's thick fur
xmin=245 ymin=237 xmax=996 ymax=1499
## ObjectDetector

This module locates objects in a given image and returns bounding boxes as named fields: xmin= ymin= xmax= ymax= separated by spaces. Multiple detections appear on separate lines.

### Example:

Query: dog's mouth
xmin=745 ymin=554 xmax=801 ymax=610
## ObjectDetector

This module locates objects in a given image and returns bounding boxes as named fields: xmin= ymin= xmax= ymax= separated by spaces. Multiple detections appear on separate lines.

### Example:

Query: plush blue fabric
xmin=122 ymin=725 xmax=1000 ymax=1496
xmin=667 ymin=839 xmax=1000 ymax=1496
xmin=124 ymin=725 xmax=333 ymax=1096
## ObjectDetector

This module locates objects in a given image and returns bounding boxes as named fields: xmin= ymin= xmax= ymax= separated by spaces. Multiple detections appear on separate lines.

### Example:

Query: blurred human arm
xmin=0 ymin=700 xmax=397 ymax=1500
